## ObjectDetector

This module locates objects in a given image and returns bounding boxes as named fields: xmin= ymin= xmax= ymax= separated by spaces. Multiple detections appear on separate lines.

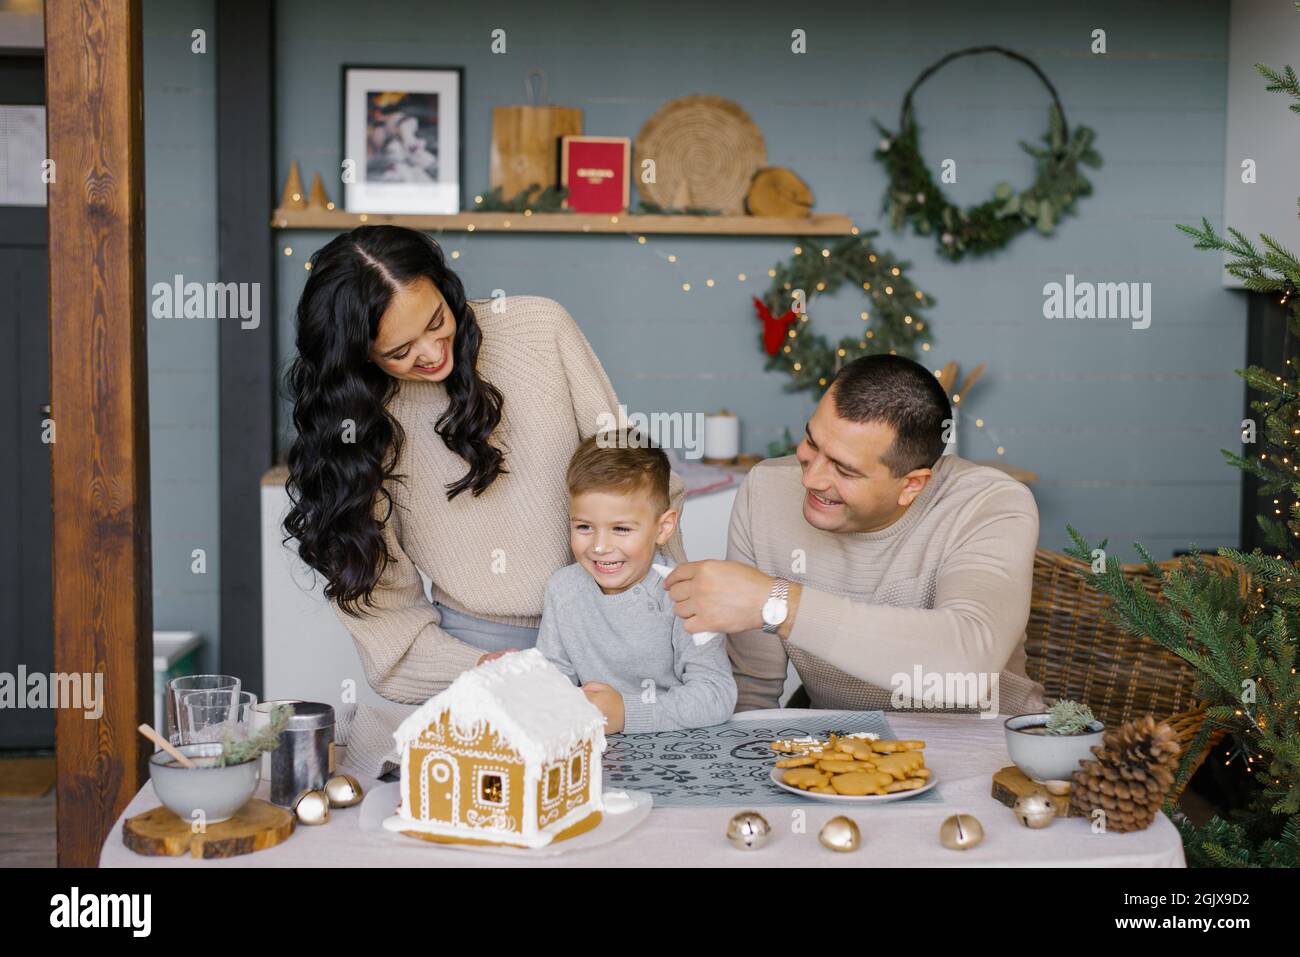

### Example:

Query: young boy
xmin=535 ymin=430 xmax=737 ymax=733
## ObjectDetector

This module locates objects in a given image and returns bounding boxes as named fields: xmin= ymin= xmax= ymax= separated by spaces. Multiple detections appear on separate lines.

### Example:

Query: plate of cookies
xmin=768 ymin=733 xmax=936 ymax=802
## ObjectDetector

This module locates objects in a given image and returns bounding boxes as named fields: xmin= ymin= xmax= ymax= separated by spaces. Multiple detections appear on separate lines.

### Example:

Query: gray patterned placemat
xmin=601 ymin=711 xmax=944 ymax=807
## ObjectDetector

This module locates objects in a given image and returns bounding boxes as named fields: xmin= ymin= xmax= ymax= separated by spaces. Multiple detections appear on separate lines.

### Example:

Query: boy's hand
xmin=475 ymin=648 xmax=520 ymax=667
xmin=581 ymin=682 xmax=625 ymax=733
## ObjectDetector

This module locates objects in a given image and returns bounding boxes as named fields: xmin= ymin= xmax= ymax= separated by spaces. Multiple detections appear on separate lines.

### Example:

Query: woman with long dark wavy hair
xmin=283 ymin=225 xmax=683 ymax=728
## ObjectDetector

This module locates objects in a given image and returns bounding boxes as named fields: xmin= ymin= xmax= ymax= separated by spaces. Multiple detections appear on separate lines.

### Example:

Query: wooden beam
xmin=217 ymin=0 xmax=275 ymax=697
xmin=45 ymin=0 xmax=151 ymax=868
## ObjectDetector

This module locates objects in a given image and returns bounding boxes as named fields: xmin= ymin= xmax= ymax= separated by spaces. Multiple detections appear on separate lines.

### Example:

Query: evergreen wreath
xmin=874 ymin=46 xmax=1102 ymax=261
xmin=753 ymin=229 xmax=935 ymax=397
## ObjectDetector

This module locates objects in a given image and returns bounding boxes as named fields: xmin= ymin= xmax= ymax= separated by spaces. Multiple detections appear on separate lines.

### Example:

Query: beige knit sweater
xmin=332 ymin=295 xmax=685 ymax=704
xmin=726 ymin=454 xmax=1047 ymax=716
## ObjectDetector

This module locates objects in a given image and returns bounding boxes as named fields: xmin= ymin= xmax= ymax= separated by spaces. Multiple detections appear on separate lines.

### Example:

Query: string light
xmin=586 ymin=225 xmax=1015 ymax=458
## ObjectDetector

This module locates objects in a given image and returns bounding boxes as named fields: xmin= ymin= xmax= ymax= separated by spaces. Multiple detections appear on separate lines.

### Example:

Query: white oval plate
xmin=769 ymin=766 xmax=938 ymax=803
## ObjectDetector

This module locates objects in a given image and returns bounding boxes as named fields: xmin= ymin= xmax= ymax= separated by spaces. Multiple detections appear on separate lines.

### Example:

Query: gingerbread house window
xmin=544 ymin=765 xmax=561 ymax=803
xmin=568 ymin=753 xmax=585 ymax=791
xmin=477 ymin=770 xmax=505 ymax=806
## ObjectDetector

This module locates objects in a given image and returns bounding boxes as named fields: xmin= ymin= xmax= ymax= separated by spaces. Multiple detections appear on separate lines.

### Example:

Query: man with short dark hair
xmin=663 ymin=355 xmax=1046 ymax=714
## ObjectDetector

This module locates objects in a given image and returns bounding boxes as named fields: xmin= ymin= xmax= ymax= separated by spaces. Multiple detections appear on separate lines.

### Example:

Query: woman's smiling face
xmin=369 ymin=276 xmax=457 ymax=381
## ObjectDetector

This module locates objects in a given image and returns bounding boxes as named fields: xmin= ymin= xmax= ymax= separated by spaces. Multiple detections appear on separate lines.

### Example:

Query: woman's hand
xmin=581 ymin=681 xmax=625 ymax=733
xmin=475 ymin=648 xmax=520 ymax=667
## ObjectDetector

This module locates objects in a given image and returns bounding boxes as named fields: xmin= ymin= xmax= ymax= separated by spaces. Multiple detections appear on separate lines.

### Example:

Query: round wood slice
xmin=123 ymin=799 xmax=295 ymax=859
xmin=746 ymin=167 xmax=813 ymax=218
xmin=634 ymin=95 xmax=766 ymax=213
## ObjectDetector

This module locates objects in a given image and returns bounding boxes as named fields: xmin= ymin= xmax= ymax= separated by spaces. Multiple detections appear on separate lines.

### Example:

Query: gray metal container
xmin=269 ymin=702 xmax=335 ymax=806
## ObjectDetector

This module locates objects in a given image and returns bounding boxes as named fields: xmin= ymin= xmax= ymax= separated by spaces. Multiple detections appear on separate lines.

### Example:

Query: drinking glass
xmin=166 ymin=674 xmax=241 ymax=743
xmin=176 ymin=689 xmax=258 ymax=746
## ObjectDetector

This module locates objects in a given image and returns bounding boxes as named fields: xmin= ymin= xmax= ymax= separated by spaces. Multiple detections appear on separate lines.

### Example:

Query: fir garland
xmin=473 ymin=184 xmax=569 ymax=212
xmin=873 ymin=46 xmax=1102 ymax=261
xmin=755 ymin=229 xmax=935 ymax=398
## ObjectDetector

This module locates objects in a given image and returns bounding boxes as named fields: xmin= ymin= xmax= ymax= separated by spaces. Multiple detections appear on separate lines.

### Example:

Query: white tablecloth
xmin=99 ymin=709 xmax=1185 ymax=868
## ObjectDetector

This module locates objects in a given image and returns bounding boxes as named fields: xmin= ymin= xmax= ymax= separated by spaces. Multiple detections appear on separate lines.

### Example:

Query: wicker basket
xmin=1026 ymin=549 xmax=1242 ymax=803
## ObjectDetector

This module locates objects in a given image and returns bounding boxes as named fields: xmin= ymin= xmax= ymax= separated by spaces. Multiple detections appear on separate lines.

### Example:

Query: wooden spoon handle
xmin=138 ymin=723 xmax=197 ymax=769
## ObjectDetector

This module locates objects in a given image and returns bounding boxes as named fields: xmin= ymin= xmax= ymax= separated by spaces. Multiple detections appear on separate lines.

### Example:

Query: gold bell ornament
xmin=939 ymin=813 xmax=985 ymax=850
xmin=726 ymin=810 xmax=770 ymax=850
xmin=1013 ymin=793 xmax=1056 ymax=829
xmin=818 ymin=815 xmax=860 ymax=852
xmin=324 ymin=773 xmax=364 ymax=808
xmin=293 ymin=788 xmax=331 ymax=825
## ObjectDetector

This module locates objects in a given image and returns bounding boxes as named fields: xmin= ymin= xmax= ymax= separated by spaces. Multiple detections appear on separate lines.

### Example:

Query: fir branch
xmin=219 ymin=703 xmax=292 ymax=767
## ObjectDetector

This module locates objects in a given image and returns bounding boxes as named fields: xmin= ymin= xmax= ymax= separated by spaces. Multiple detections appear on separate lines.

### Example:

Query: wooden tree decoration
xmin=279 ymin=160 xmax=306 ymax=210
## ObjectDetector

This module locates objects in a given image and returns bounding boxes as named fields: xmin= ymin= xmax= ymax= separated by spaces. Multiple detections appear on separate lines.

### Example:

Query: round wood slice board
xmin=123 ymin=799 xmax=295 ymax=859
xmin=634 ymin=95 xmax=766 ymax=213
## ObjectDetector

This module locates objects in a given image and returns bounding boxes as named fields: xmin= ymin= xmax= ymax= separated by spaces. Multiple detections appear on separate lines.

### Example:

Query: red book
xmin=560 ymin=136 xmax=630 ymax=213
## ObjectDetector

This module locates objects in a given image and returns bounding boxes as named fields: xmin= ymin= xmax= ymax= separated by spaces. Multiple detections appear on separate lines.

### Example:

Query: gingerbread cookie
xmin=873 ymin=751 xmax=926 ymax=780
xmin=829 ymin=770 xmax=893 ymax=796
xmin=783 ymin=767 xmax=830 ymax=790
xmin=776 ymin=754 xmax=821 ymax=768
xmin=816 ymin=759 xmax=876 ymax=774
xmin=867 ymin=739 xmax=927 ymax=753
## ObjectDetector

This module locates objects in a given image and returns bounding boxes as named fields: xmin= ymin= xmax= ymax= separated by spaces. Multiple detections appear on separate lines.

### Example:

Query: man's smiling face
xmin=794 ymin=384 xmax=933 ymax=534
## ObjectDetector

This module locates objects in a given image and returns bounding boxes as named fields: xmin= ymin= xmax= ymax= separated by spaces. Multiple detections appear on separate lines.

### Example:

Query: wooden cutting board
xmin=123 ymin=799 xmax=294 ymax=859
xmin=490 ymin=105 xmax=583 ymax=202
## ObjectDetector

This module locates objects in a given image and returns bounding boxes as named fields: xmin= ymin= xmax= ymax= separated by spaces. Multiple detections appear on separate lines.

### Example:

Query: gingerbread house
xmin=382 ymin=648 xmax=607 ymax=847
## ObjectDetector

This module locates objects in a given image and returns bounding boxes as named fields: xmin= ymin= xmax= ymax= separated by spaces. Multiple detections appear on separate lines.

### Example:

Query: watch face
xmin=762 ymin=597 xmax=788 ymax=626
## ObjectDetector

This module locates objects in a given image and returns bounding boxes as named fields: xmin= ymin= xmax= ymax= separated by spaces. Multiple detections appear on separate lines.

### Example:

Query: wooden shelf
xmin=270 ymin=207 xmax=856 ymax=236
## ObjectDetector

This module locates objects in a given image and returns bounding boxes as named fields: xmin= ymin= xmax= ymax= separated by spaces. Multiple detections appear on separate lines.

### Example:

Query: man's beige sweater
xmin=331 ymin=295 xmax=684 ymax=704
xmin=726 ymin=454 xmax=1046 ymax=716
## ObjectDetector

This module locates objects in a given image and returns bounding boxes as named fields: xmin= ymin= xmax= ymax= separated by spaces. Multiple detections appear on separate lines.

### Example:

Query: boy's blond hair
xmin=566 ymin=430 xmax=671 ymax=513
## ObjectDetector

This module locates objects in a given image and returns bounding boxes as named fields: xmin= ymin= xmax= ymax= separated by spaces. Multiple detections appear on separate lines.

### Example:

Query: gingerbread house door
xmin=420 ymin=753 xmax=459 ymax=824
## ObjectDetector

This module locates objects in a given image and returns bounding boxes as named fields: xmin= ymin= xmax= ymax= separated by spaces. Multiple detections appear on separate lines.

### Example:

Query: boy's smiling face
xmin=569 ymin=488 xmax=678 ymax=595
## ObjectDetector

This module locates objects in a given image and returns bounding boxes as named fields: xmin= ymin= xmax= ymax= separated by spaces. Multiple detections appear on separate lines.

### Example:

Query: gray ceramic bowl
xmin=1004 ymin=712 xmax=1105 ymax=783
xmin=149 ymin=742 xmax=260 ymax=823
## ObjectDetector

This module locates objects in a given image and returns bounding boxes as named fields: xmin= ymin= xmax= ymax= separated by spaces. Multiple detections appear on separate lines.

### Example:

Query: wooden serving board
xmin=123 ymin=799 xmax=294 ymax=859
xmin=489 ymin=105 xmax=582 ymax=201
xmin=991 ymin=766 xmax=1079 ymax=817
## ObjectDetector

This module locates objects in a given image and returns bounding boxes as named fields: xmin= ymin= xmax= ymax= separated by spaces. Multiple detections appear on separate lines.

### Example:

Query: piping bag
xmin=653 ymin=563 xmax=721 ymax=646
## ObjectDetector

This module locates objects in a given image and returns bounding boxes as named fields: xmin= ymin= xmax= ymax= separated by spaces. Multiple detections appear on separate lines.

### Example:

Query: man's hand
xmin=475 ymin=648 xmax=519 ymax=667
xmin=663 ymin=560 xmax=797 ymax=635
xmin=581 ymin=681 xmax=625 ymax=733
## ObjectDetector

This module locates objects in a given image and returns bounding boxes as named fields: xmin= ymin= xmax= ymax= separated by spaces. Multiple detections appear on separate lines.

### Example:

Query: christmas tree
xmin=1177 ymin=58 xmax=1300 ymax=556
xmin=1064 ymin=535 xmax=1299 ymax=866
xmin=1064 ymin=42 xmax=1300 ymax=867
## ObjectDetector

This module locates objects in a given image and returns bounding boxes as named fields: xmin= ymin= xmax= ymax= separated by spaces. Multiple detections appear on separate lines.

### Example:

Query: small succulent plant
xmin=218 ymin=703 xmax=293 ymax=766
xmin=1045 ymin=699 xmax=1097 ymax=735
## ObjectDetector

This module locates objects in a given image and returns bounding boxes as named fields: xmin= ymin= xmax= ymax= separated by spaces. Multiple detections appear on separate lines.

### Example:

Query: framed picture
xmin=342 ymin=65 xmax=463 ymax=214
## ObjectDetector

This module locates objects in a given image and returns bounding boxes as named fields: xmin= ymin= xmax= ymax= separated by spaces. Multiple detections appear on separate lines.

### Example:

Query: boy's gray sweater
xmin=535 ymin=554 xmax=738 ymax=732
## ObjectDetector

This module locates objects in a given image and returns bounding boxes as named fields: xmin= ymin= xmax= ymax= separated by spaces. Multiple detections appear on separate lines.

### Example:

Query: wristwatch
xmin=761 ymin=577 xmax=791 ymax=634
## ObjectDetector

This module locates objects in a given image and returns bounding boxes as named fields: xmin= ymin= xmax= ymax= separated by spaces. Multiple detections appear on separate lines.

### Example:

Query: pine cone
xmin=1069 ymin=715 xmax=1181 ymax=832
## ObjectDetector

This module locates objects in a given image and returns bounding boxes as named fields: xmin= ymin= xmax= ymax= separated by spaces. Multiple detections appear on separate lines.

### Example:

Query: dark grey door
xmin=0 ymin=53 xmax=52 ymax=749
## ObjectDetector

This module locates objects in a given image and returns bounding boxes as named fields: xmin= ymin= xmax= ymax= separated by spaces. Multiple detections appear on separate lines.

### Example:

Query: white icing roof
xmin=392 ymin=648 xmax=607 ymax=765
